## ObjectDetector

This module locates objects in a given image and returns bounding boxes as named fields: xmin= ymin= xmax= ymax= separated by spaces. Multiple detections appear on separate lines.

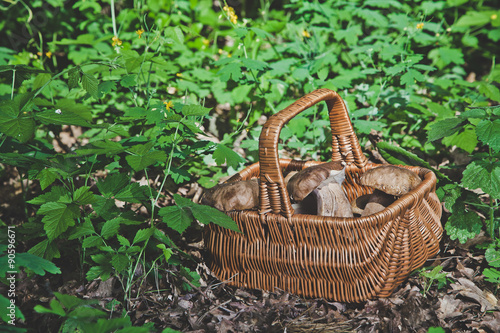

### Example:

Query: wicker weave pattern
xmin=204 ymin=89 xmax=443 ymax=302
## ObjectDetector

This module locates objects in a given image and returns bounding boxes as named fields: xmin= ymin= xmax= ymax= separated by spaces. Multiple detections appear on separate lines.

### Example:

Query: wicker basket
xmin=204 ymin=89 xmax=443 ymax=302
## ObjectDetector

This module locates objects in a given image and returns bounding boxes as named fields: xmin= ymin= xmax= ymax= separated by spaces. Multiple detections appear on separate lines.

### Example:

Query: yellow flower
xmin=302 ymin=30 xmax=311 ymax=38
xmin=176 ymin=73 xmax=182 ymax=77
xmin=112 ymin=35 xmax=122 ymax=47
xmin=202 ymin=38 xmax=210 ymax=46
xmin=223 ymin=5 xmax=238 ymax=24
xmin=164 ymin=101 xmax=173 ymax=110
xmin=492 ymin=14 xmax=498 ymax=20
xmin=45 ymin=51 xmax=52 ymax=58
xmin=136 ymin=29 xmax=145 ymax=38
xmin=416 ymin=23 xmax=424 ymax=30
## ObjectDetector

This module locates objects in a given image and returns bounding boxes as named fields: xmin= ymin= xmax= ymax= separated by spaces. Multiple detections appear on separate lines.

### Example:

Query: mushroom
xmin=354 ymin=165 xmax=422 ymax=216
xmin=201 ymin=179 xmax=259 ymax=212
xmin=287 ymin=161 xmax=353 ymax=217
xmin=360 ymin=165 xmax=422 ymax=196
xmin=286 ymin=161 xmax=344 ymax=202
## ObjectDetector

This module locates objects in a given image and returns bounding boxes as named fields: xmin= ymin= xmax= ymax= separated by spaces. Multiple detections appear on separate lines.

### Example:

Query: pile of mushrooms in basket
xmin=201 ymin=163 xmax=422 ymax=218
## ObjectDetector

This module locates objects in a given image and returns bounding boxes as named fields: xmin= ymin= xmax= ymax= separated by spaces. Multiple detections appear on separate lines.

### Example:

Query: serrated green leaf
xmin=476 ymin=119 xmax=500 ymax=152
xmin=82 ymin=235 xmax=104 ymax=248
xmin=111 ymin=254 xmax=129 ymax=273
xmin=54 ymin=292 xmax=98 ymax=311
xmin=190 ymin=204 xmax=240 ymax=232
xmin=125 ymin=144 xmax=167 ymax=171
xmin=28 ymin=186 xmax=71 ymax=205
xmin=0 ymin=95 xmax=36 ymax=143
xmin=114 ymin=183 xmax=148 ymax=203
xmin=181 ymin=104 xmax=211 ymax=117
xmin=159 ymin=205 xmax=193 ymax=234
xmin=98 ymin=80 xmax=117 ymax=96
xmin=97 ymin=173 xmax=129 ymax=198
xmin=445 ymin=205 xmax=482 ymax=243
xmin=117 ymin=234 xmax=130 ymax=247
xmin=157 ymin=244 xmax=173 ymax=262
xmin=68 ymin=217 xmax=95 ymax=240
xmin=483 ymin=268 xmax=500 ymax=283
xmin=400 ymin=69 xmax=425 ymax=86
xmin=120 ymin=74 xmax=137 ymax=88
xmin=441 ymin=125 xmax=478 ymax=153
xmin=241 ymin=58 xmax=268 ymax=71
xmin=28 ymin=239 xmax=61 ymax=261
xmin=462 ymin=160 xmax=500 ymax=198
xmin=68 ymin=67 xmax=81 ymax=90
xmin=81 ymin=72 xmax=99 ymax=99
xmin=37 ymin=168 xmax=59 ymax=190
xmin=213 ymin=144 xmax=245 ymax=168
xmin=100 ymin=218 xmax=121 ymax=239
xmin=132 ymin=228 xmax=155 ymax=244
xmin=38 ymin=202 xmax=80 ymax=240
xmin=170 ymin=167 xmax=191 ymax=184
xmin=73 ymin=186 xmax=95 ymax=205
xmin=485 ymin=248 xmax=500 ymax=268
xmin=427 ymin=117 xmax=465 ymax=142
xmin=217 ymin=62 xmax=243 ymax=82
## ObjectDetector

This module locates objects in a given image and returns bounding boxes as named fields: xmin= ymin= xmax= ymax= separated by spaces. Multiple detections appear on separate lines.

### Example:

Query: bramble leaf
xmin=445 ymin=205 xmax=482 ymax=244
xmin=462 ymin=160 xmax=500 ymax=199
xmin=427 ymin=117 xmax=465 ymax=142
xmin=81 ymin=72 xmax=99 ymax=99
xmin=38 ymin=202 xmax=80 ymax=240
xmin=475 ymin=119 xmax=500 ymax=152
xmin=159 ymin=205 xmax=192 ymax=234
xmin=213 ymin=144 xmax=245 ymax=168
xmin=190 ymin=204 xmax=240 ymax=232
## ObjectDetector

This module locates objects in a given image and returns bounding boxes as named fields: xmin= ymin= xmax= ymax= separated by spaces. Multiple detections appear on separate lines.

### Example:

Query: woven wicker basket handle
xmin=258 ymin=88 xmax=368 ymax=218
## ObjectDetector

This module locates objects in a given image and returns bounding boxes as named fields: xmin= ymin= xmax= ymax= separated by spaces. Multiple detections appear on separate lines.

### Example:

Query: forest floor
xmin=15 ymin=226 xmax=500 ymax=333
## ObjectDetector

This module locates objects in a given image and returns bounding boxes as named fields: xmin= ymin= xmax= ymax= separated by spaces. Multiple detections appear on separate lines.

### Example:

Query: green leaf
xmin=0 ymin=94 xmax=36 ymax=143
xmin=100 ymin=218 xmax=121 ymax=239
xmin=456 ymin=11 xmax=492 ymax=27
xmin=38 ymin=202 xmax=80 ymax=240
xmin=427 ymin=118 xmax=465 ymax=142
xmin=81 ymin=72 xmax=99 ymax=99
xmin=159 ymin=205 xmax=193 ymax=234
xmin=445 ymin=205 xmax=482 ymax=243
xmin=28 ymin=239 xmax=61 ymax=261
xmin=181 ymin=104 xmax=211 ymax=117
xmin=462 ymin=160 xmax=500 ymax=199
xmin=441 ymin=125 xmax=478 ymax=153
xmin=156 ymin=244 xmax=173 ymax=262
xmin=54 ymin=292 xmax=98 ymax=311
xmin=485 ymin=248 xmax=500 ymax=268
xmin=117 ymin=234 xmax=130 ymax=247
xmin=28 ymin=186 xmax=71 ymax=205
xmin=111 ymin=254 xmax=129 ymax=273
xmin=73 ymin=186 xmax=95 ymax=205
xmin=0 ymin=294 xmax=25 ymax=323
xmin=114 ymin=183 xmax=148 ymax=203
xmin=132 ymin=228 xmax=155 ymax=244
xmin=82 ymin=235 xmax=104 ymax=249
xmin=33 ymin=72 xmax=52 ymax=90
xmin=1 ymin=252 xmax=61 ymax=276
xmin=476 ymin=119 xmax=500 ymax=152
xmin=68 ymin=217 xmax=95 ymax=240
xmin=33 ymin=299 xmax=66 ymax=317
xmin=241 ymin=58 xmax=268 ymax=71
xmin=68 ymin=67 xmax=81 ymax=90
xmin=125 ymin=144 xmax=167 ymax=171
xmin=37 ymin=168 xmax=59 ymax=190
xmin=190 ymin=203 xmax=240 ymax=232
xmin=98 ymin=80 xmax=117 ymax=96
xmin=400 ymin=69 xmax=425 ymax=86
xmin=97 ymin=173 xmax=129 ymax=198
xmin=120 ymin=74 xmax=137 ymax=88
xmin=213 ymin=144 xmax=245 ymax=168
xmin=483 ymin=268 xmax=500 ymax=283
xmin=217 ymin=61 xmax=243 ymax=82
xmin=170 ymin=167 xmax=191 ymax=184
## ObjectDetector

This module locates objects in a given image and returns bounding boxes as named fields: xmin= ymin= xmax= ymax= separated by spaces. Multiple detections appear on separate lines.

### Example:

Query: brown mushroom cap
xmin=360 ymin=189 xmax=395 ymax=216
xmin=359 ymin=165 xmax=421 ymax=196
xmin=201 ymin=179 xmax=259 ymax=212
xmin=286 ymin=161 xmax=343 ymax=202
